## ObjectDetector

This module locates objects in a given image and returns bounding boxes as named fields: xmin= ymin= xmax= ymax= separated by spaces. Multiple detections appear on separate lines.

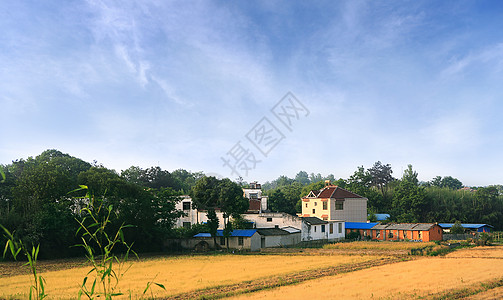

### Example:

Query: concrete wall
xmin=244 ymin=212 xmax=302 ymax=229
xmin=331 ymin=198 xmax=367 ymax=222
xmin=301 ymin=221 xmax=345 ymax=241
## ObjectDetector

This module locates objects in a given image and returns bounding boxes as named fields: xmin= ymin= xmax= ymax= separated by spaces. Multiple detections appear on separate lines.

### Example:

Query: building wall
xmin=244 ymin=212 xmax=302 ymax=229
xmin=301 ymin=221 xmax=345 ymax=241
xmin=194 ymin=233 xmax=261 ymax=251
xmin=331 ymin=198 xmax=367 ymax=222
xmin=426 ymin=225 xmax=443 ymax=241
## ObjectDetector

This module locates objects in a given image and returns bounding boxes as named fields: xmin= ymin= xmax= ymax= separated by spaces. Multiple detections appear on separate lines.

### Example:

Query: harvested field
xmin=0 ymin=253 xmax=384 ymax=299
xmin=231 ymin=247 xmax=503 ymax=300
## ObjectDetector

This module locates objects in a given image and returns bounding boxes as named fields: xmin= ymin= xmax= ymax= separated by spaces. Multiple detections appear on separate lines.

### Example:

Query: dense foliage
xmin=0 ymin=149 xmax=202 ymax=258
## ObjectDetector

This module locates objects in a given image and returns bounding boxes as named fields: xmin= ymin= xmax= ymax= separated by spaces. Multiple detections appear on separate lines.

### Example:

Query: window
xmin=323 ymin=202 xmax=327 ymax=210
xmin=182 ymin=202 xmax=191 ymax=210
xmin=305 ymin=203 xmax=308 ymax=208
xmin=335 ymin=201 xmax=344 ymax=210
xmin=238 ymin=236 xmax=244 ymax=246
xmin=182 ymin=222 xmax=191 ymax=229
xmin=403 ymin=230 xmax=407 ymax=239
xmin=266 ymin=217 xmax=272 ymax=222
xmin=376 ymin=230 xmax=381 ymax=238
xmin=314 ymin=202 xmax=317 ymax=206
xmin=249 ymin=193 xmax=258 ymax=200
xmin=314 ymin=226 xmax=317 ymax=232
xmin=330 ymin=224 xmax=333 ymax=234
xmin=338 ymin=222 xmax=342 ymax=234
xmin=321 ymin=225 xmax=326 ymax=233
xmin=312 ymin=209 xmax=315 ymax=214
xmin=418 ymin=231 xmax=422 ymax=240
xmin=220 ymin=237 xmax=225 ymax=245
xmin=388 ymin=231 xmax=394 ymax=238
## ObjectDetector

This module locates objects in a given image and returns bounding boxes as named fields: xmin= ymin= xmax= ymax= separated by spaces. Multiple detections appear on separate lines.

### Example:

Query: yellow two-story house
xmin=301 ymin=184 xmax=367 ymax=222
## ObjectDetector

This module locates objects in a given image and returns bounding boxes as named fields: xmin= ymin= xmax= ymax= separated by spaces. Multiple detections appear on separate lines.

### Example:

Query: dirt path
xmin=164 ymin=256 xmax=411 ymax=300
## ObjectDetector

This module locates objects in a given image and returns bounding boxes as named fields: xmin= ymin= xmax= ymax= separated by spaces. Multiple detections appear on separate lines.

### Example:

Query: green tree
xmin=392 ymin=165 xmax=429 ymax=222
xmin=190 ymin=176 xmax=221 ymax=247
xmin=450 ymin=221 xmax=465 ymax=234
xmin=441 ymin=176 xmax=463 ymax=190
xmin=294 ymin=171 xmax=310 ymax=185
xmin=368 ymin=161 xmax=394 ymax=196
xmin=218 ymin=178 xmax=248 ymax=249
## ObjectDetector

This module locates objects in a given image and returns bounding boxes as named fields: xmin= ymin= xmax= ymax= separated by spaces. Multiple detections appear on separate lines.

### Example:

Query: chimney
xmin=325 ymin=180 xmax=331 ymax=186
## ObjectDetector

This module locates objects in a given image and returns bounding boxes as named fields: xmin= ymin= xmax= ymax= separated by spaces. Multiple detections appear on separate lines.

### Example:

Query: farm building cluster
xmin=173 ymin=181 xmax=492 ymax=251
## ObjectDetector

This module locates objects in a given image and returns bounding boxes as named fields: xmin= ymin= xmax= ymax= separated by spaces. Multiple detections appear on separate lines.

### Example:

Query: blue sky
xmin=1 ymin=1 xmax=503 ymax=186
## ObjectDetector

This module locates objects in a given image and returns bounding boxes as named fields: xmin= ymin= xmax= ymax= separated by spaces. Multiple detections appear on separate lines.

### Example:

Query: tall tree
xmin=392 ymin=165 xmax=429 ymax=222
xmin=368 ymin=161 xmax=394 ymax=196
xmin=191 ymin=176 xmax=221 ymax=247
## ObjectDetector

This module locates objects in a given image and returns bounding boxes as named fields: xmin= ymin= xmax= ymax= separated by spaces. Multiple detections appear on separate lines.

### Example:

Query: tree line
xmin=0 ymin=149 xmax=205 ymax=258
xmin=263 ymin=162 xmax=503 ymax=230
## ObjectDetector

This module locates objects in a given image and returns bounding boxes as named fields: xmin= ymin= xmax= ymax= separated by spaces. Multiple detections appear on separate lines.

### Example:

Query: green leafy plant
xmin=1 ymin=225 xmax=47 ymax=300
xmin=72 ymin=185 xmax=165 ymax=299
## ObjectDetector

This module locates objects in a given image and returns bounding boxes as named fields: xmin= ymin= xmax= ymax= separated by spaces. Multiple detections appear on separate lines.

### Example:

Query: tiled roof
xmin=370 ymin=223 xmax=439 ymax=231
xmin=302 ymin=216 xmax=327 ymax=225
xmin=312 ymin=186 xmax=364 ymax=199
xmin=257 ymin=228 xmax=289 ymax=236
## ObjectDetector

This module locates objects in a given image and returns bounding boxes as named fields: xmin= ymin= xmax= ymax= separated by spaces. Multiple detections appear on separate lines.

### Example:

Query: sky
xmin=1 ymin=1 xmax=503 ymax=186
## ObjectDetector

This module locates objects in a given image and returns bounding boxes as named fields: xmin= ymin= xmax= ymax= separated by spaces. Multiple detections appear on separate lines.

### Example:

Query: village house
xmin=301 ymin=183 xmax=367 ymax=222
xmin=193 ymin=228 xmax=301 ymax=251
xmin=345 ymin=222 xmax=443 ymax=242
xmin=302 ymin=217 xmax=345 ymax=242
xmin=372 ymin=223 xmax=443 ymax=242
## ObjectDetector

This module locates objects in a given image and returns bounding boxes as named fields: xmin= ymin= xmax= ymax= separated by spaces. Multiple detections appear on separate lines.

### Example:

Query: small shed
xmin=438 ymin=223 xmax=493 ymax=233
xmin=370 ymin=223 xmax=443 ymax=242
xmin=256 ymin=228 xmax=300 ymax=248
xmin=194 ymin=229 xmax=261 ymax=251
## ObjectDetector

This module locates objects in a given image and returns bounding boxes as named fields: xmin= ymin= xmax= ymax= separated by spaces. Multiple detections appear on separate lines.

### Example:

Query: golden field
xmin=0 ymin=253 xmax=382 ymax=299
xmin=232 ymin=247 xmax=503 ymax=300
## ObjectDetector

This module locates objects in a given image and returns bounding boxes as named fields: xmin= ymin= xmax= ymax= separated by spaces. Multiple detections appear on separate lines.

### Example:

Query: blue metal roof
xmin=345 ymin=222 xmax=378 ymax=230
xmin=438 ymin=223 xmax=494 ymax=229
xmin=194 ymin=229 xmax=257 ymax=238
xmin=375 ymin=214 xmax=390 ymax=221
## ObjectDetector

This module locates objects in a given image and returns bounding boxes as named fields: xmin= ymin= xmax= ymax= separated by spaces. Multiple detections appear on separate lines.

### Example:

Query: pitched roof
xmin=257 ymin=228 xmax=290 ymax=236
xmin=194 ymin=229 xmax=257 ymax=238
xmin=302 ymin=216 xmax=327 ymax=225
xmin=309 ymin=185 xmax=364 ymax=199
xmin=345 ymin=222 xmax=378 ymax=230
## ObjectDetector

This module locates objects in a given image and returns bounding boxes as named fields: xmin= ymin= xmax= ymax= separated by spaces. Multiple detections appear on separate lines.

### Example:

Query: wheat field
xmin=0 ymin=253 xmax=382 ymax=299
xmin=231 ymin=247 xmax=503 ymax=299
